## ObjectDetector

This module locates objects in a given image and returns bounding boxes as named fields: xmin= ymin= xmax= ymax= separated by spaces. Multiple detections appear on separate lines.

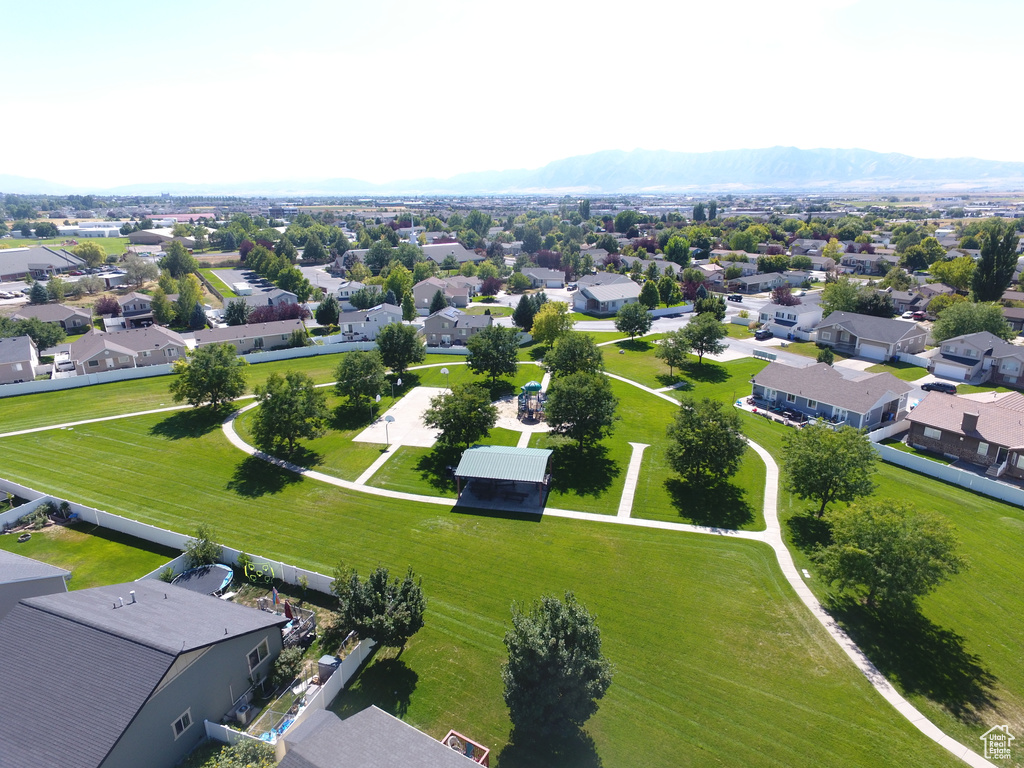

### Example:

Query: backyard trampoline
xmin=171 ymin=563 xmax=234 ymax=596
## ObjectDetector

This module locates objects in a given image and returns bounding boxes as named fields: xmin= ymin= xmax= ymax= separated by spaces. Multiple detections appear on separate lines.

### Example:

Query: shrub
xmin=272 ymin=646 xmax=306 ymax=688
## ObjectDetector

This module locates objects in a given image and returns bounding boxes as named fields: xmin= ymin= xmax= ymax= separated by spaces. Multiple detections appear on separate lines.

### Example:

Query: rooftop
xmin=752 ymin=362 xmax=912 ymax=414
xmin=454 ymin=445 xmax=553 ymax=484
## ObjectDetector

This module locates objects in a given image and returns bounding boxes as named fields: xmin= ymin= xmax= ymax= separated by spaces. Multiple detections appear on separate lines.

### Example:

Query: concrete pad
xmin=353 ymin=386 xmax=445 ymax=447
xmin=833 ymin=358 xmax=877 ymax=372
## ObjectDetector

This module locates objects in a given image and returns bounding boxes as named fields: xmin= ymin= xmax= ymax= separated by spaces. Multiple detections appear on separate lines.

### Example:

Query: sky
xmin=2 ymin=0 xmax=1022 ymax=189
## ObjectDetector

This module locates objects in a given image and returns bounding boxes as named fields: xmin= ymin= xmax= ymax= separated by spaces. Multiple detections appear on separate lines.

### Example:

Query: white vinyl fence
xmin=873 ymin=445 xmax=1024 ymax=507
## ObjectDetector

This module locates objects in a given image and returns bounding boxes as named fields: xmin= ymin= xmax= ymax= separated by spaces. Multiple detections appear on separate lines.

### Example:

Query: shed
xmin=453 ymin=445 xmax=553 ymax=511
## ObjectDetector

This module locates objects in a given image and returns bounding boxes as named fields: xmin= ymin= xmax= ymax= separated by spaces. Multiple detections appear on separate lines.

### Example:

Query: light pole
xmin=392 ymin=377 xmax=402 ymax=400
xmin=441 ymin=368 xmax=449 ymax=390
xmin=384 ymin=415 xmax=395 ymax=449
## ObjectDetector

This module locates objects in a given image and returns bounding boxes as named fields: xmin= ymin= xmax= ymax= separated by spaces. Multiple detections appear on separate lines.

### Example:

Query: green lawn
xmin=781 ymin=340 xmax=854 ymax=362
xmin=725 ymin=322 xmax=756 ymax=339
xmin=0 ymin=236 xmax=128 ymax=256
xmin=200 ymin=268 xmax=238 ymax=298
xmin=956 ymin=383 xmax=1012 ymax=395
xmin=463 ymin=305 xmax=511 ymax=317
xmin=0 ymin=522 xmax=178 ymax=589
xmin=866 ymin=360 xmax=929 ymax=381
xmin=0 ymin=410 xmax=958 ymax=768
xmin=880 ymin=439 xmax=954 ymax=464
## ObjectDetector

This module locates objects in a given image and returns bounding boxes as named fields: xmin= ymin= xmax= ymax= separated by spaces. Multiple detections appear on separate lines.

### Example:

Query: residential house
xmin=68 ymin=326 xmax=187 ymax=374
xmin=421 ymin=307 xmax=492 ymax=347
xmin=750 ymin=361 xmax=913 ymax=429
xmin=806 ymin=255 xmax=837 ymax=272
xmin=695 ymin=263 xmax=724 ymax=286
xmin=0 ymin=335 xmax=41 ymax=384
xmin=335 ymin=280 xmax=366 ymax=310
xmin=728 ymin=272 xmax=784 ymax=294
xmin=0 ymin=580 xmax=288 ymax=768
xmin=0 ymin=549 xmax=69 ymax=620
xmin=115 ymin=291 xmax=156 ymax=327
xmin=927 ymin=331 xmax=1024 ymax=387
xmin=413 ymin=277 xmax=469 ymax=314
xmin=886 ymin=290 xmax=928 ymax=314
xmin=839 ymin=250 xmax=899 ymax=275
xmin=780 ymin=270 xmax=812 ymax=288
xmin=757 ymin=294 xmax=823 ymax=339
xmin=1003 ymin=306 xmax=1024 ymax=334
xmin=0 ymin=245 xmax=85 ymax=281
xmin=790 ymin=239 xmax=830 ymax=256
xmin=521 ymin=267 xmax=565 ymax=289
xmin=710 ymin=249 xmax=753 ymax=261
xmin=242 ymin=287 xmax=298 ymax=309
xmin=189 ymin=319 xmax=305 ymax=353
xmin=11 ymin=303 xmax=92 ymax=331
xmin=127 ymin=228 xmax=196 ymax=248
xmin=421 ymin=243 xmax=483 ymax=266
xmin=573 ymin=274 xmax=641 ymax=315
xmin=445 ymin=275 xmax=482 ymax=297
xmin=905 ymin=392 xmax=1024 ymax=479
xmin=814 ymin=311 xmax=927 ymax=361
xmin=710 ymin=260 xmax=758 ymax=277
xmin=277 ymin=707 xmax=480 ymax=768
xmin=335 ymin=303 xmax=402 ymax=341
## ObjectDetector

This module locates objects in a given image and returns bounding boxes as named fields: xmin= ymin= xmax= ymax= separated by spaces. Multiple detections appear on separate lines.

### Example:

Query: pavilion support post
xmin=456 ymin=477 xmax=461 ymax=497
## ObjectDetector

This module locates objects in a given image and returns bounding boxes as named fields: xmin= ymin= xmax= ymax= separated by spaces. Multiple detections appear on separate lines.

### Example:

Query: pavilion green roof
xmin=453 ymin=445 xmax=553 ymax=483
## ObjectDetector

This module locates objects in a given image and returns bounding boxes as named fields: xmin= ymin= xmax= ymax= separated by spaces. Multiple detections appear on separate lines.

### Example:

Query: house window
xmin=88 ymin=360 xmax=99 ymax=367
xmin=254 ymin=338 xmax=264 ymax=349
xmin=172 ymin=709 xmax=193 ymax=740
xmin=820 ymin=331 xmax=831 ymax=341
xmin=807 ymin=400 xmax=817 ymax=408
xmin=977 ymin=442 xmax=989 ymax=457
xmin=786 ymin=393 xmax=796 ymax=403
xmin=247 ymin=638 xmax=270 ymax=673
xmin=118 ymin=356 xmax=131 ymax=364
xmin=141 ymin=350 xmax=151 ymax=357
xmin=166 ymin=349 xmax=177 ymax=357
xmin=923 ymin=427 xmax=942 ymax=440
xmin=13 ymin=363 xmax=22 ymax=371
xmin=281 ymin=335 xmax=288 ymax=340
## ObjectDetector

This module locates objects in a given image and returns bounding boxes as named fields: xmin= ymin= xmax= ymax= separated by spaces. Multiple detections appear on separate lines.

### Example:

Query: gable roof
xmin=0 ymin=549 xmax=70 ymax=584
xmin=577 ymin=272 xmax=634 ymax=288
xmin=521 ymin=267 xmax=564 ymax=280
xmin=938 ymin=331 xmax=1024 ymax=361
xmin=454 ymin=445 xmax=553 ymax=483
xmin=11 ymin=303 xmax=91 ymax=324
xmin=191 ymin=319 xmax=303 ymax=346
xmin=817 ymin=311 xmax=924 ymax=345
xmin=907 ymin=392 xmax=1024 ymax=448
xmin=0 ymin=245 xmax=85 ymax=275
xmin=280 ymin=706 xmax=477 ymax=768
xmin=424 ymin=307 xmax=491 ymax=328
xmin=70 ymin=326 xmax=186 ymax=361
xmin=0 ymin=334 xmax=37 ymax=365
xmin=0 ymin=581 xmax=286 ymax=768
xmin=583 ymin=280 xmax=642 ymax=302
xmin=752 ymin=362 xmax=912 ymax=413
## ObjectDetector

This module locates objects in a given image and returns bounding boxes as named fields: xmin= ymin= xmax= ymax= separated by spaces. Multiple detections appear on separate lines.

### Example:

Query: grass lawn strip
xmin=0 ymin=412 xmax=958 ymax=767
xmin=866 ymin=360 xmax=929 ymax=381
xmin=200 ymin=268 xmax=238 ymax=298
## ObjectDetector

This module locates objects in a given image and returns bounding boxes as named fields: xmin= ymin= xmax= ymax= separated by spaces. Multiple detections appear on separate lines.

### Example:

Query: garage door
xmin=859 ymin=342 xmax=888 ymax=362
xmin=932 ymin=363 xmax=967 ymax=381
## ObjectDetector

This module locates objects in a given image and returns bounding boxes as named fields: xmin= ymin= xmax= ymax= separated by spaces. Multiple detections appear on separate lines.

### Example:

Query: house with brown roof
xmin=814 ymin=311 xmax=927 ymax=362
xmin=188 ymin=319 xmax=305 ymax=353
xmin=421 ymin=307 xmax=492 ymax=347
xmin=750 ymin=361 xmax=913 ymax=429
xmin=12 ymin=303 xmax=92 ymax=332
xmin=0 ymin=335 xmax=41 ymax=385
xmin=68 ymin=327 xmax=186 ymax=374
xmin=905 ymin=392 xmax=1024 ymax=479
xmin=413 ymin=277 xmax=469 ymax=315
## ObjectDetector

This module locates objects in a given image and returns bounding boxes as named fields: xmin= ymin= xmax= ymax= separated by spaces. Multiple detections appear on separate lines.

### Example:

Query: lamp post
xmin=392 ymin=377 xmax=402 ymax=400
xmin=384 ymin=415 xmax=395 ymax=448
xmin=441 ymin=367 xmax=449 ymax=390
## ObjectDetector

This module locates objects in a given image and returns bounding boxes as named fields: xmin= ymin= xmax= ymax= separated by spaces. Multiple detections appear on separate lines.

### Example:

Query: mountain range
xmin=5 ymin=147 xmax=1024 ymax=197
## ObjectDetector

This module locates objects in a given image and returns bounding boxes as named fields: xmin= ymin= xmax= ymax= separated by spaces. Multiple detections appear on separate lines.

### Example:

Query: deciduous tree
xmin=375 ymin=321 xmax=425 ymax=375
xmin=331 ymin=565 xmax=426 ymax=649
xmin=544 ymin=332 xmax=603 ymax=377
xmin=423 ymin=383 xmax=498 ymax=448
xmin=73 ymin=241 xmax=106 ymax=268
xmin=466 ymin=325 xmax=520 ymax=384
xmin=782 ymin=425 xmax=877 ymax=517
xmin=682 ymin=312 xmax=727 ymax=364
xmin=931 ymin=300 xmax=1013 ymax=342
xmin=613 ymin=302 xmax=652 ymax=340
xmin=123 ymin=254 xmax=159 ymax=288
xmin=972 ymin=220 xmax=1019 ymax=302
xmin=665 ymin=397 xmax=746 ymax=485
xmin=545 ymin=372 xmax=618 ymax=450
xmin=161 ymin=241 xmax=199 ymax=279
xmin=531 ymin=301 xmax=574 ymax=346
xmin=169 ymin=342 xmax=248 ymax=409
xmin=334 ymin=350 xmax=386 ymax=407
xmin=654 ymin=329 xmax=691 ymax=377
xmin=639 ymin=280 xmax=660 ymax=309
xmin=251 ymin=371 xmax=329 ymax=454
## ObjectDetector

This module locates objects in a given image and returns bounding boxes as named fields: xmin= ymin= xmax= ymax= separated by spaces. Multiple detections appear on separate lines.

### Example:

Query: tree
xmin=1 ymin=316 xmax=64 ymax=352
xmin=169 ymin=342 xmax=248 ymax=409
xmin=375 ymin=321 xmax=425 ymax=375
xmin=466 ymin=325 xmax=520 ymax=384
xmin=531 ymin=301 xmax=574 ymax=346
xmin=613 ymin=302 xmax=652 ymax=340
xmin=853 ymin=290 xmax=895 ymax=318
xmin=383 ymin=263 xmax=413 ymax=301
xmin=757 ymin=254 xmax=790 ymax=273
xmin=655 ymin=329 xmax=691 ymax=377
xmin=315 ymin=293 xmax=340 ymax=326
xmin=192 ymin=225 xmax=209 ymax=252
xmin=401 ymin=291 xmax=416 ymax=321
xmin=331 ymin=565 xmax=426 ymax=649
xmin=502 ymin=592 xmax=613 ymax=738
xmin=879 ymin=266 xmax=913 ymax=291
xmin=782 ymin=425 xmax=877 ymax=517
xmin=224 ymin=298 xmax=251 ymax=326
xmin=638 ymin=280 xmax=660 ymax=309
xmin=816 ymin=346 xmax=835 ymax=366
xmin=73 ymin=241 xmax=105 ymax=269
xmin=790 ymin=254 xmax=813 ymax=271
xmin=77 ymin=275 xmax=103 ymax=295
xmin=302 ymin=232 xmax=328 ymax=263
xmin=350 ymin=286 xmax=383 ymax=310
xmin=46 ymin=276 xmax=67 ymax=303
xmin=176 ymin=273 xmax=203 ymax=324
xmin=931 ymin=300 xmax=1013 ymax=342
xmin=429 ymin=289 xmax=448 ymax=314
xmin=821 ymin=237 xmax=844 ymax=265
xmin=666 ymin=397 xmax=746 ymax=485
xmin=146 ymin=288 xmax=173 ymax=326
xmin=707 ymin=200 xmax=718 ymax=220
xmin=820 ymin=276 xmax=859 ymax=316
xmin=123 ymin=254 xmax=159 ymax=287
xmin=815 ymin=500 xmax=966 ymax=611
xmin=364 ymin=239 xmax=395 ymax=273
xmin=251 ymin=371 xmax=330 ymax=454
xmin=423 ymin=383 xmax=498 ymax=448
xmin=545 ymin=372 xmax=618 ymax=450
xmin=692 ymin=202 xmax=706 ymax=222
xmin=544 ymin=332 xmax=603 ymax=377
xmin=578 ymin=199 xmax=591 ymax=219
xmin=94 ymin=295 xmax=120 ymax=316
xmin=972 ymin=220 xmax=1020 ymax=302
xmin=658 ymin=274 xmax=683 ymax=306
xmin=184 ymin=523 xmax=221 ymax=568
xmin=512 ymin=294 xmax=538 ymax=331
xmin=334 ymin=350 xmax=386 ymax=408
xmin=693 ymin=295 xmax=726 ymax=320
xmin=161 ymin=241 xmax=199 ymax=279
xmin=682 ymin=312 xmax=727 ymax=364
xmin=770 ymin=284 xmax=801 ymax=306
xmin=929 ymin=256 xmax=975 ymax=292
xmin=28 ymin=282 xmax=48 ymax=305
xmin=189 ymin=301 xmax=207 ymax=329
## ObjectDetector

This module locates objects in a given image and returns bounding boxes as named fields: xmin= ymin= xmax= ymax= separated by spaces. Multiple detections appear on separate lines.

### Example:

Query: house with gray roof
xmin=242 ymin=287 xmax=298 ymax=309
xmin=278 ymin=707 xmax=480 ymax=768
xmin=12 ymin=303 xmax=92 ymax=332
xmin=421 ymin=307 xmax=492 ymax=347
xmin=0 ymin=549 xmax=69 ymax=620
xmin=0 ymin=335 xmax=41 ymax=385
xmin=757 ymin=294 xmax=823 ymax=339
xmin=906 ymin=392 xmax=1024 ymax=479
xmin=335 ymin=280 xmax=366 ymax=310
xmin=928 ymin=331 xmax=1024 ymax=387
xmin=0 ymin=580 xmax=288 ymax=768
xmin=188 ymin=318 xmax=305 ymax=353
xmin=68 ymin=326 xmax=186 ymax=374
xmin=521 ymin=267 xmax=565 ymax=289
xmin=750 ymin=361 xmax=913 ymax=429
xmin=414 ymin=277 xmax=470 ymax=314
xmin=0 ymin=245 xmax=86 ymax=281
xmin=728 ymin=272 xmax=784 ymax=294
xmin=573 ymin=274 xmax=641 ymax=315
xmin=813 ymin=311 xmax=927 ymax=361
xmin=335 ymin=303 xmax=402 ymax=341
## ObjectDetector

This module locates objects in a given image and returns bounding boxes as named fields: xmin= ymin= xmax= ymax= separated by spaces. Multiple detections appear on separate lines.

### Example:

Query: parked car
xmin=921 ymin=381 xmax=957 ymax=394
xmin=727 ymin=294 xmax=743 ymax=302
xmin=754 ymin=328 xmax=773 ymax=341
xmin=901 ymin=311 xmax=915 ymax=319
xmin=912 ymin=311 xmax=927 ymax=321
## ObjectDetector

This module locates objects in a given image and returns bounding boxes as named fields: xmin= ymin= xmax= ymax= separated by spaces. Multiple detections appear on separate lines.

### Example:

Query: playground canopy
xmin=522 ymin=381 xmax=543 ymax=392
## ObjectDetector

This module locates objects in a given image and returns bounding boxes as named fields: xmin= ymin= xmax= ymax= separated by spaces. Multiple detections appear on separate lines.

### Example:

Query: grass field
xmin=724 ymin=322 xmax=756 ymax=339
xmin=199 ymin=268 xmax=238 ymax=298
xmin=781 ymin=340 xmax=854 ymax=362
xmin=866 ymin=360 xmax=929 ymax=381
xmin=0 ymin=236 xmax=129 ymax=256
xmin=0 ymin=523 xmax=178 ymax=589
xmin=0 ymin=410 xmax=958 ymax=767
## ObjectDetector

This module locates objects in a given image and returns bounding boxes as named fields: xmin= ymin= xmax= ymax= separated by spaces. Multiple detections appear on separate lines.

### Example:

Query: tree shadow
xmin=664 ymin=478 xmax=754 ymax=529
xmin=655 ymin=373 xmax=687 ymax=389
xmin=679 ymin=360 xmax=729 ymax=383
xmin=331 ymin=654 xmax=419 ymax=720
xmin=786 ymin=511 xmax=833 ymax=553
xmin=414 ymin=445 xmax=462 ymax=493
xmin=498 ymin=728 xmax=603 ymax=768
xmin=486 ymin=380 xmax=517 ymax=400
xmin=549 ymin=444 xmax=620 ymax=498
xmin=522 ymin=342 xmax=546 ymax=361
xmin=828 ymin=597 xmax=998 ymax=722
xmin=615 ymin=339 xmax=651 ymax=352
xmin=148 ymin=407 xmax=228 ymax=440
xmin=226 ymin=455 xmax=304 ymax=498
xmin=332 ymin=403 xmax=378 ymax=431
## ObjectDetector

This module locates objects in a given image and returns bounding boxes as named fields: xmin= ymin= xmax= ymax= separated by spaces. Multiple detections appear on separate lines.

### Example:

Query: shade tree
xmin=665 ymin=397 xmax=746 ymax=486
xmin=782 ymin=424 xmax=877 ymax=517
xmin=168 ymin=342 xmax=249 ymax=409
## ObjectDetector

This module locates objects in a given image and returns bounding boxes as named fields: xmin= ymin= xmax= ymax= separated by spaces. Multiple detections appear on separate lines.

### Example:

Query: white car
xmin=901 ymin=311 xmax=914 ymax=319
